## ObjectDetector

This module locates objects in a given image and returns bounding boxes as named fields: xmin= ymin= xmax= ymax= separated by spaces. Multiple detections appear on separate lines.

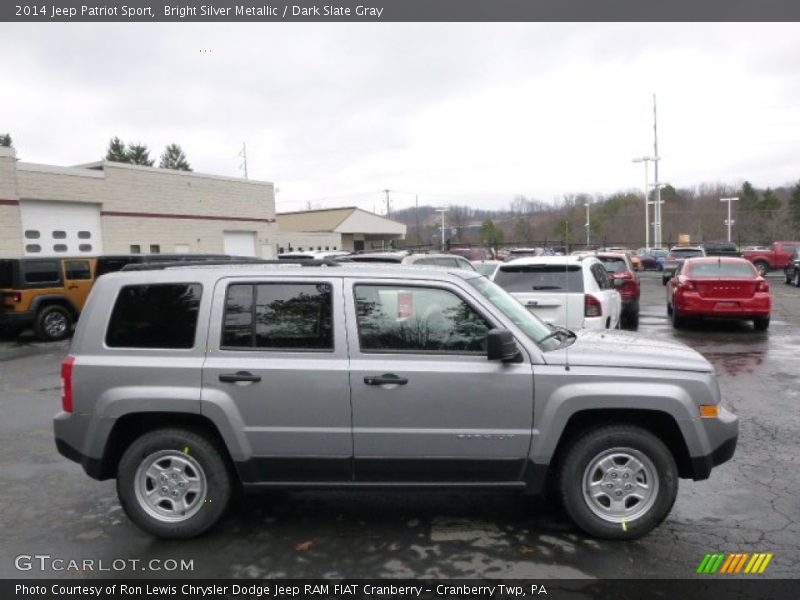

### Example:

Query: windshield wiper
xmin=537 ymin=324 xmax=577 ymax=345
xmin=532 ymin=285 xmax=562 ymax=290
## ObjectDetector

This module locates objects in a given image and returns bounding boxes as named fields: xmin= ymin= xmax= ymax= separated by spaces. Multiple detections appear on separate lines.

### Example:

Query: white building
xmin=0 ymin=146 xmax=278 ymax=258
xmin=275 ymin=207 xmax=407 ymax=253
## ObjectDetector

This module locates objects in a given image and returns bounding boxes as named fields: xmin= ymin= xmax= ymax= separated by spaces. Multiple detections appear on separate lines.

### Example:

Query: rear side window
xmin=222 ymin=283 xmax=333 ymax=351
xmin=591 ymin=263 xmax=612 ymax=289
xmin=0 ymin=261 xmax=14 ymax=288
xmin=106 ymin=284 xmax=202 ymax=349
xmin=672 ymin=249 xmax=703 ymax=258
xmin=23 ymin=260 xmax=61 ymax=284
xmin=494 ymin=264 xmax=584 ymax=293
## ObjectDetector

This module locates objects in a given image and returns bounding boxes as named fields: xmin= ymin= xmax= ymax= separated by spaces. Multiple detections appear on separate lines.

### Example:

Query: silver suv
xmin=53 ymin=264 xmax=738 ymax=540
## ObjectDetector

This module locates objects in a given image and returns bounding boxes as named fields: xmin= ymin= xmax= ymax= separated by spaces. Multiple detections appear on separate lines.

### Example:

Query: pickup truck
xmin=743 ymin=241 xmax=800 ymax=274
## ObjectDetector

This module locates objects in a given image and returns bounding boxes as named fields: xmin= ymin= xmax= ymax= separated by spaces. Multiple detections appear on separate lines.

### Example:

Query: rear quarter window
xmin=494 ymin=264 xmax=584 ymax=293
xmin=22 ymin=260 xmax=61 ymax=285
xmin=105 ymin=283 xmax=202 ymax=349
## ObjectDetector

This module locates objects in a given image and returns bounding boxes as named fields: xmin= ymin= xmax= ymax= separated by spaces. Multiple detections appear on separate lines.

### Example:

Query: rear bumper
xmin=689 ymin=406 xmax=739 ymax=480
xmin=53 ymin=411 xmax=106 ymax=480
xmin=676 ymin=293 xmax=770 ymax=318
xmin=0 ymin=309 xmax=34 ymax=331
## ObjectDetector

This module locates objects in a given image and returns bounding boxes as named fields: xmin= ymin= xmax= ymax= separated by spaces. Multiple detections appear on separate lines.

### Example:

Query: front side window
xmin=355 ymin=285 xmax=490 ymax=354
xmin=65 ymin=260 xmax=91 ymax=280
xmin=106 ymin=283 xmax=201 ymax=348
xmin=222 ymin=283 xmax=333 ymax=351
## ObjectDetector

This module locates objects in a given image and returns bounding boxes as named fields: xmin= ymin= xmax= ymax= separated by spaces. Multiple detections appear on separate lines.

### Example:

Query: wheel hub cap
xmin=134 ymin=451 xmax=207 ymax=522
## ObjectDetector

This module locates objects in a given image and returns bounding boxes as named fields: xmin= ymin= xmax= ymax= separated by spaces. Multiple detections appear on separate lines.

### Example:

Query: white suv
xmin=491 ymin=256 xmax=622 ymax=330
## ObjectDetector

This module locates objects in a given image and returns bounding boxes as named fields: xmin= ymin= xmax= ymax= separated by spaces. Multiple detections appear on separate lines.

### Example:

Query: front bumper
xmin=689 ymin=406 xmax=739 ymax=480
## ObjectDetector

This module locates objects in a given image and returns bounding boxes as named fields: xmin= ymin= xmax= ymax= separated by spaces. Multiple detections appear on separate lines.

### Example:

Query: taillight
xmin=585 ymin=294 xmax=602 ymax=317
xmin=61 ymin=356 xmax=75 ymax=413
xmin=681 ymin=279 xmax=696 ymax=291
xmin=757 ymin=281 xmax=769 ymax=292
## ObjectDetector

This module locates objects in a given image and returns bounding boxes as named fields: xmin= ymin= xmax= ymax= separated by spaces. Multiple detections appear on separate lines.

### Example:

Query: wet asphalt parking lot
xmin=1 ymin=272 xmax=798 ymax=580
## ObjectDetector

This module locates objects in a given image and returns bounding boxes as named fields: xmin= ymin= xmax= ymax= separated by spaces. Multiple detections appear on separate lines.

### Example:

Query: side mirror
xmin=613 ymin=277 xmax=625 ymax=288
xmin=487 ymin=329 xmax=520 ymax=362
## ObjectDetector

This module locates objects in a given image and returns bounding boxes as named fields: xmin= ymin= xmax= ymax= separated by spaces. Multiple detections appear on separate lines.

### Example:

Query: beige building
xmin=276 ymin=207 xmax=406 ymax=253
xmin=0 ymin=146 xmax=278 ymax=258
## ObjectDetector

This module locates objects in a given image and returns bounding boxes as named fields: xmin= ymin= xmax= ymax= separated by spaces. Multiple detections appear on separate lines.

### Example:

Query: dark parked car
xmin=636 ymin=248 xmax=668 ymax=271
xmin=784 ymin=248 xmax=800 ymax=286
xmin=699 ymin=242 xmax=741 ymax=258
xmin=666 ymin=257 xmax=771 ymax=330
xmin=662 ymin=247 xmax=706 ymax=284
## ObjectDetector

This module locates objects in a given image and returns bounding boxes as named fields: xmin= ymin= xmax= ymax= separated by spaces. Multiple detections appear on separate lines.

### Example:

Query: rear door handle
xmin=219 ymin=371 xmax=261 ymax=383
xmin=364 ymin=373 xmax=408 ymax=386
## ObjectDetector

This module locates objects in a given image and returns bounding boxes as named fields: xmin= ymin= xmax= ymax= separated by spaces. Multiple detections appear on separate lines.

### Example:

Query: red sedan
xmin=666 ymin=257 xmax=771 ymax=330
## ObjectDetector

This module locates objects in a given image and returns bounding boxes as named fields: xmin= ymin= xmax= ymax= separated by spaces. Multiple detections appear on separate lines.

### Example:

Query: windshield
xmin=474 ymin=262 xmax=499 ymax=277
xmin=467 ymin=276 xmax=565 ymax=351
xmin=687 ymin=261 xmax=757 ymax=278
xmin=493 ymin=264 xmax=584 ymax=293
xmin=598 ymin=257 xmax=627 ymax=273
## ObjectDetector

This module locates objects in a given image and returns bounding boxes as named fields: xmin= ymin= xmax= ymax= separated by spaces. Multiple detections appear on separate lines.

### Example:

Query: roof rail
xmin=120 ymin=259 xmax=342 ymax=271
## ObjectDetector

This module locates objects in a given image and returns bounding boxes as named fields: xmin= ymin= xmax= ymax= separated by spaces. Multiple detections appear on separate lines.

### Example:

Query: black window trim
xmin=219 ymin=280 xmax=336 ymax=354
xmin=352 ymin=281 xmax=497 ymax=357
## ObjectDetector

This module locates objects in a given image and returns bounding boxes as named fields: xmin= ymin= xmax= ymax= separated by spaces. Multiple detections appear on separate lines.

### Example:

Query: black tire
xmin=666 ymin=301 xmax=673 ymax=316
xmin=754 ymin=261 xmax=769 ymax=276
xmin=34 ymin=305 xmax=72 ymax=342
xmin=671 ymin=303 xmax=685 ymax=328
xmin=117 ymin=429 xmax=232 ymax=539
xmin=753 ymin=317 xmax=770 ymax=331
xmin=785 ymin=271 xmax=793 ymax=285
xmin=558 ymin=425 xmax=678 ymax=540
xmin=794 ymin=271 xmax=800 ymax=288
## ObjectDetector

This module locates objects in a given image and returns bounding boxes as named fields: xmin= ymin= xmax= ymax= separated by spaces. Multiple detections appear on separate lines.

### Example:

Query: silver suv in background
xmin=54 ymin=264 xmax=737 ymax=540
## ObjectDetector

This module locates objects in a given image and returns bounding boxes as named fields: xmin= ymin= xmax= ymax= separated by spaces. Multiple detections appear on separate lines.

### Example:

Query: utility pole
xmin=720 ymin=197 xmax=739 ymax=242
xmin=415 ymin=194 xmax=421 ymax=245
xmin=435 ymin=207 xmax=449 ymax=252
xmin=652 ymin=94 xmax=663 ymax=247
xmin=238 ymin=142 xmax=248 ymax=180
xmin=383 ymin=189 xmax=391 ymax=217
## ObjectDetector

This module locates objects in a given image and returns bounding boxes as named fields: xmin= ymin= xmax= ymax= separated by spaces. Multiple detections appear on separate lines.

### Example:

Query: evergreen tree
xmin=159 ymin=144 xmax=192 ymax=171
xmin=105 ymin=136 xmax=130 ymax=163
xmin=127 ymin=143 xmax=154 ymax=166
xmin=480 ymin=218 xmax=504 ymax=247
xmin=738 ymin=181 xmax=760 ymax=241
xmin=0 ymin=133 xmax=12 ymax=147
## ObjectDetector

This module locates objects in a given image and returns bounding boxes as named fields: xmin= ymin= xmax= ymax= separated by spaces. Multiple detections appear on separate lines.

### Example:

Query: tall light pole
xmin=585 ymin=201 xmax=591 ymax=246
xmin=652 ymin=94 xmax=663 ymax=248
xmin=632 ymin=156 xmax=655 ymax=249
xmin=720 ymin=197 xmax=739 ymax=242
xmin=435 ymin=207 xmax=449 ymax=252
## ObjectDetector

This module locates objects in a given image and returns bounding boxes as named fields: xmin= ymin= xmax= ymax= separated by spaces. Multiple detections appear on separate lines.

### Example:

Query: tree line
xmin=105 ymin=137 xmax=191 ymax=171
xmin=395 ymin=181 xmax=800 ymax=249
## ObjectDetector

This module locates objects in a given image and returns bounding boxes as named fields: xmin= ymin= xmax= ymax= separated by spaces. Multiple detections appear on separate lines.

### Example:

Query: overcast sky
xmin=2 ymin=23 xmax=800 ymax=213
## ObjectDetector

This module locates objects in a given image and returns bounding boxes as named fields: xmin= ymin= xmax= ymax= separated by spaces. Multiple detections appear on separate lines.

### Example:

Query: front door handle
xmin=364 ymin=373 xmax=408 ymax=386
xmin=68 ymin=285 xmax=79 ymax=290
xmin=219 ymin=371 xmax=261 ymax=384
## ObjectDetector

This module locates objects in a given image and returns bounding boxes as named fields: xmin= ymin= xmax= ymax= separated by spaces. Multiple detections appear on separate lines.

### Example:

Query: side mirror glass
xmin=487 ymin=328 xmax=519 ymax=362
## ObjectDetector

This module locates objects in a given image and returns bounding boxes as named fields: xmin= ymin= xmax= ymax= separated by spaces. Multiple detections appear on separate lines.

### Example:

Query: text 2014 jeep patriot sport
xmin=53 ymin=264 xmax=738 ymax=540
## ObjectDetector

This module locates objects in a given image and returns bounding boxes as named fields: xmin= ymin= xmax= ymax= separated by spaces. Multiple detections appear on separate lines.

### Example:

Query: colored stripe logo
xmin=697 ymin=552 xmax=773 ymax=574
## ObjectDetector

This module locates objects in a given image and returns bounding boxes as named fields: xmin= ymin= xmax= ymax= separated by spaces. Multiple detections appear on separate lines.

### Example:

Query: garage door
xmin=223 ymin=231 xmax=256 ymax=257
xmin=20 ymin=200 xmax=103 ymax=256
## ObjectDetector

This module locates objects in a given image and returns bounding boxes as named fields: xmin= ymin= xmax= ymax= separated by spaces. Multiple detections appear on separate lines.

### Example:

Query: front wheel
xmin=117 ymin=429 xmax=232 ymax=539
xmin=558 ymin=425 xmax=678 ymax=540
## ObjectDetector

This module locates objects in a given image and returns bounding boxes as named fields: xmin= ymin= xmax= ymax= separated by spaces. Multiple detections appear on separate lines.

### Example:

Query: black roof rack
xmin=120 ymin=259 xmax=342 ymax=271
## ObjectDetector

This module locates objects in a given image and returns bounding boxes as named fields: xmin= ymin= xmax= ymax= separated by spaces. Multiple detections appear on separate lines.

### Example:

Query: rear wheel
xmin=558 ymin=425 xmax=678 ymax=540
xmin=753 ymin=317 xmax=770 ymax=331
xmin=117 ymin=429 xmax=232 ymax=539
xmin=754 ymin=260 xmax=769 ymax=276
xmin=794 ymin=271 xmax=800 ymax=288
xmin=671 ymin=303 xmax=685 ymax=328
xmin=785 ymin=270 xmax=793 ymax=285
xmin=34 ymin=305 xmax=72 ymax=342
